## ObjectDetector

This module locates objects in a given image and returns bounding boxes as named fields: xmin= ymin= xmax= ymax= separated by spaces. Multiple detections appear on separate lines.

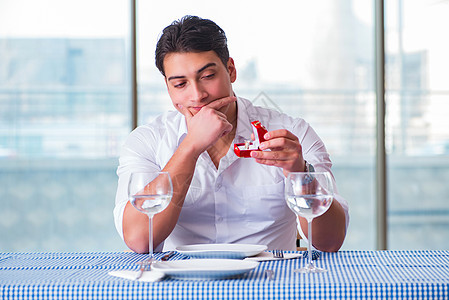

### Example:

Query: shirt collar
xmin=235 ymin=97 xmax=254 ymax=142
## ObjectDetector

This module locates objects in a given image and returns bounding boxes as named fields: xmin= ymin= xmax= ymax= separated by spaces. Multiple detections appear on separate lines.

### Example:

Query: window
xmin=385 ymin=0 xmax=449 ymax=249
xmin=1 ymin=0 xmax=447 ymax=252
xmin=0 ymin=0 xmax=130 ymax=251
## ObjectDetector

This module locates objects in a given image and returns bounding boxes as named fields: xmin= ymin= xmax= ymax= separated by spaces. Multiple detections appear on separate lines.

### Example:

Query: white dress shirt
xmin=114 ymin=97 xmax=349 ymax=251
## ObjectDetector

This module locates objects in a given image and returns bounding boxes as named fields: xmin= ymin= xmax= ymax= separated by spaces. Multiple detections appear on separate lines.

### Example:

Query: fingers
xmin=259 ymin=130 xmax=300 ymax=152
xmin=251 ymin=128 xmax=304 ymax=173
xmin=251 ymin=149 xmax=303 ymax=174
xmin=263 ymin=129 xmax=298 ymax=142
xmin=209 ymin=108 xmax=233 ymax=137
xmin=206 ymin=96 xmax=237 ymax=111
xmin=251 ymin=148 xmax=300 ymax=163
xmin=259 ymin=138 xmax=298 ymax=151
xmin=177 ymin=104 xmax=194 ymax=121
xmin=220 ymin=122 xmax=233 ymax=137
xmin=177 ymin=96 xmax=236 ymax=119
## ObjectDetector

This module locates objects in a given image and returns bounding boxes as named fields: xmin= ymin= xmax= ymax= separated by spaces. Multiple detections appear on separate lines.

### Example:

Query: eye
xmin=202 ymin=73 xmax=215 ymax=80
xmin=173 ymin=82 xmax=186 ymax=88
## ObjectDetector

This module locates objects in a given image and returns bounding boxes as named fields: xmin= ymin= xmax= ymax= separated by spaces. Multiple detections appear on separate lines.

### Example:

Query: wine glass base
xmin=294 ymin=266 xmax=328 ymax=274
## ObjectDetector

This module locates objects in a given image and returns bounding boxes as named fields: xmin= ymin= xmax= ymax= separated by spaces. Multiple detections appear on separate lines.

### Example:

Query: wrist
xmin=178 ymin=136 xmax=202 ymax=160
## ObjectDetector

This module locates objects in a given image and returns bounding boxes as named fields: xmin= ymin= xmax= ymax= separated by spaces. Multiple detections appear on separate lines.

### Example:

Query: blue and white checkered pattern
xmin=1 ymin=250 xmax=448 ymax=299
xmin=301 ymin=249 xmax=321 ymax=260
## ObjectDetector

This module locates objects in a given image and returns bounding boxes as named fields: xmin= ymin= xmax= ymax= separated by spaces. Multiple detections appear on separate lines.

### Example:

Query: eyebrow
xmin=167 ymin=62 xmax=217 ymax=81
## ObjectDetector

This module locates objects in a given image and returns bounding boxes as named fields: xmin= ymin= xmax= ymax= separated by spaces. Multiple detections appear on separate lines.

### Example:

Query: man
xmin=114 ymin=15 xmax=348 ymax=253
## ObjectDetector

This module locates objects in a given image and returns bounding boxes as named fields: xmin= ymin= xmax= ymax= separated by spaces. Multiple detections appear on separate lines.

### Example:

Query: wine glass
xmin=128 ymin=172 xmax=173 ymax=269
xmin=285 ymin=171 xmax=334 ymax=273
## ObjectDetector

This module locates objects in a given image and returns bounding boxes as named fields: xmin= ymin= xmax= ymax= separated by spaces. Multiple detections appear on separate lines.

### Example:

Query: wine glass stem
xmin=307 ymin=218 xmax=313 ymax=269
xmin=148 ymin=215 xmax=154 ymax=263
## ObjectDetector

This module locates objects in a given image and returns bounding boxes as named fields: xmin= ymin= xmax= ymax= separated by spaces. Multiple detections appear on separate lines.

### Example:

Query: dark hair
xmin=155 ymin=15 xmax=229 ymax=76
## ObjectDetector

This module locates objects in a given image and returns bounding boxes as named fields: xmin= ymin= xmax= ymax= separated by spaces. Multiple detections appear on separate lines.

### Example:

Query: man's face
xmin=163 ymin=51 xmax=236 ymax=116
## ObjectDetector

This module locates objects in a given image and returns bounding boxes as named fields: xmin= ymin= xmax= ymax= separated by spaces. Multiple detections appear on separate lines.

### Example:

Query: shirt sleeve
xmin=113 ymin=126 xmax=162 ymax=241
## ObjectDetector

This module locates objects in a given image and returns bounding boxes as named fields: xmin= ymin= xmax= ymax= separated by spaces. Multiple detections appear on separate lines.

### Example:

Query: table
xmin=1 ymin=250 xmax=448 ymax=299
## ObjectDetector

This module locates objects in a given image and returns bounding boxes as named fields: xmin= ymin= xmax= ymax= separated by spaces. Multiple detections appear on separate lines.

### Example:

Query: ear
xmin=227 ymin=57 xmax=237 ymax=83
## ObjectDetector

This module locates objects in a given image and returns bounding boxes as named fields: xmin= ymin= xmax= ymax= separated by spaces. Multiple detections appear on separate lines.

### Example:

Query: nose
xmin=190 ymin=82 xmax=208 ymax=102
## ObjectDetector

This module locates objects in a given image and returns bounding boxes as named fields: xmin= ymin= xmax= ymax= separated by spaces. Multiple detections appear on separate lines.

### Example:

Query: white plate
xmin=152 ymin=259 xmax=259 ymax=280
xmin=176 ymin=243 xmax=267 ymax=259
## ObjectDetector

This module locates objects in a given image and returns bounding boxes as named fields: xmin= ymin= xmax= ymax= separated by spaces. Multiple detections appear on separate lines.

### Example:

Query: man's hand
xmin=177 ymin=96 xmax=236 ymax=156
xmin=250 ymin=129 xmax=305 ymax=177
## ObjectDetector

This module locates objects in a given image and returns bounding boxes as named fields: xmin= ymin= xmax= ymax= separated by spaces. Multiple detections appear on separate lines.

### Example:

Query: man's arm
xmin=298 ymin=199 xmax=346 ymax=252
xmin=122 ymin=96 xmax=236 ymax=253
xmin=122 ymin=140 xmax=199 ymax=254
xmin=250 ymin=128 xmax=347 ymax=252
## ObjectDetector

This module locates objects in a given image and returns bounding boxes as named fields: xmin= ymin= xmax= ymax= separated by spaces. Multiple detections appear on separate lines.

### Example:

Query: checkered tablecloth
xmin=1 ymin=250 xmax=448 ymax=299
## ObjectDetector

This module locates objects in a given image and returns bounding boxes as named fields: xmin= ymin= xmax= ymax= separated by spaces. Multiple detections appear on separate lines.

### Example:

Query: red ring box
xmin=234 ymin=120 xmax=268 ymax=157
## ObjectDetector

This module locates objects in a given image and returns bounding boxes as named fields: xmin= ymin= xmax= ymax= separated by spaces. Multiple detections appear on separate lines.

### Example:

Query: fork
xmin=273 ymin=250 xmax=284 ymax=259
xmin=134 ymin=252 xmax=174 ymax=280
xmin=134 ymin=261 xmax=149 ymax=280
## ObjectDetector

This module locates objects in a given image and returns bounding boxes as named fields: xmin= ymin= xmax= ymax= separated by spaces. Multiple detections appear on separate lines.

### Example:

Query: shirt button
xmin=216 ymin=183 xmax=222 ymax=191
xmin=217 ymin=216 xmax=223 ymax=222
